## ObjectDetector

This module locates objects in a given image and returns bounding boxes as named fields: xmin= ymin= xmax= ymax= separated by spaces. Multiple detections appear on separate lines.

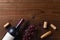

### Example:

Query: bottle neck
xmin=8 ymin=18 xmax=24 ymax=37
xmin=15 ymin=18 xmax=24 ymax=30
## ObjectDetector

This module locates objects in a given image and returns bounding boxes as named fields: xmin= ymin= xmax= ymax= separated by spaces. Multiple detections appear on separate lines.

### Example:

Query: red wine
xmin=2 ymin=18 xmax=24 ymax=40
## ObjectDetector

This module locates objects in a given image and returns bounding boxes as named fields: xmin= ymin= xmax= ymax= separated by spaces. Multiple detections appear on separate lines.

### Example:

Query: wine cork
xmin=40 ymin=31 xmax=52 ymax=39
xmin=50 ymin=24 xmax=56 ymax=30
xmin=43 ymin=21 xmax=47 ymax=29
xmin=4 ymin=22 xmax=10 ymax=28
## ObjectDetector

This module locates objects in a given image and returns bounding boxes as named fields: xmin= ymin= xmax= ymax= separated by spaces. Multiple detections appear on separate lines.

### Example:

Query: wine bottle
xmin=2 ymin=18 xmax=24 ymax=40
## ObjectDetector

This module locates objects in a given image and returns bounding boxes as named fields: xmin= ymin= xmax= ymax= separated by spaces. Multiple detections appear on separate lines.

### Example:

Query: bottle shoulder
xmin=8 ymin=27 xmax=19 ymax=37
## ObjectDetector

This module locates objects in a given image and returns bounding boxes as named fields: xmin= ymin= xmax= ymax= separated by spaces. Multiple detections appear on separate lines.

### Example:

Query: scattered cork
xmin=4 ymin=22 xmax=11 ymax=28
xmin=43 ymin=21 xmax=47 ymax=29
xmin=50 ymin=24 xmax=56 ymax=30
xmin=40 ymin=31 xmax=52 ymax=39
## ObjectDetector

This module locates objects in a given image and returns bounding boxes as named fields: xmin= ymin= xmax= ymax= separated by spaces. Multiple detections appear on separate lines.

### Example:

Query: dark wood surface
xmin=0 ymin=0 xmax=60 ymax=40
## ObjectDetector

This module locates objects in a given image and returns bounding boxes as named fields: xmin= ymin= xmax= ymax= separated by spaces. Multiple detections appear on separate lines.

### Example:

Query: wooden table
xmin=0 ymin=0 xmax=60 ymax=40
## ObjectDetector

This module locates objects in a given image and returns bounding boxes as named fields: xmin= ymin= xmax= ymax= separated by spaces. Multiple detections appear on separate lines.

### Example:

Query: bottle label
xmin=2 ymin=32 xmax=14 ymax=40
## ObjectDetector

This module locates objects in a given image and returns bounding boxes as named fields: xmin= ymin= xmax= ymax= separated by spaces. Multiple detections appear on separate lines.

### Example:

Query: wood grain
xmin=0 ymin=0 xmax=60 ymax=40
